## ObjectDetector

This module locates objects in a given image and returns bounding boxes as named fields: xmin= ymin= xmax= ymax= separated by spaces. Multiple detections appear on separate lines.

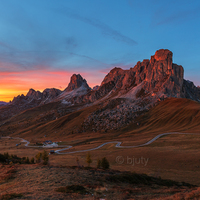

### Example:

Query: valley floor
xmin=1 ymin=131 xmax=200 ymax=199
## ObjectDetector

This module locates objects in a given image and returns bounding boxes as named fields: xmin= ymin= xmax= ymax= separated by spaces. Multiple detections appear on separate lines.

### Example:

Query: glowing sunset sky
xmin=0 ymin=0 xmax=200 ymax=102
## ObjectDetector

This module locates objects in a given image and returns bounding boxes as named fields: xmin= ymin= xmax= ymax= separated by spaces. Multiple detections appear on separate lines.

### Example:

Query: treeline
xmin=0 ymin=151 xmax=49 ymax=165
xmin=0 ymin=152 xmax=34 ymax=164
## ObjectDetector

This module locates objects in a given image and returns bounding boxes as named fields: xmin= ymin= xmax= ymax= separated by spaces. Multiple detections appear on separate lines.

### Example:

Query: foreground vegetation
xmin=0 ymin=193 xmax=23 ymax=200
xmin=0 ymin=163 xmax=198 ymax=200
xmin=0 ymin=152 xmax=34 ymax=165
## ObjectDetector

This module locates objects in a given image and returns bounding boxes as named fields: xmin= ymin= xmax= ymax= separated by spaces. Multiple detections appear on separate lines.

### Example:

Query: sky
xmin=0 ymin=0 xmax=200 ymax=102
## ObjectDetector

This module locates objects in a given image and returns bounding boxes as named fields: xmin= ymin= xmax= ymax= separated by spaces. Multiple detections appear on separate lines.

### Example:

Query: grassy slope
xmin=1 ymin=97 xmax=200 ymax=140
xmin=135 ymin=98 xmax=200 ymax=134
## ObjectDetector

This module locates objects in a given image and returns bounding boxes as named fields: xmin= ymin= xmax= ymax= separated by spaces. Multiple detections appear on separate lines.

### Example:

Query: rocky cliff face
xmin=72 ymin=49 xmax=196 ymax=106
xmin=131 ymin=49 xmax=184 ymax=98
xmin=92 ymin=85 xmax=100 ymax=91
xmin=65 ymin=74 xmax=90 ymax=92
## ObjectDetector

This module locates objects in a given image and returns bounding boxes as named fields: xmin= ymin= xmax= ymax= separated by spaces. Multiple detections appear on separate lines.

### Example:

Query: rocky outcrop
xmin=131 ymin=49 xmax=184 ymax=98
xmin=65 ymin=74 xmax=90 ymax=92
xmin=182 ymin=80 xmax=200 ymax=100
xmin=27 ymin=88 xmax=42 ymax=99
xmin=92 ymin=85 xmax=100 ymax=90
xmin=55 ymin=74 xmax=91 ymax=103
xmin=41 ymin=88 xmax=62 ymax=104
xmin=100 ymin=67 xmax=125 ymax=86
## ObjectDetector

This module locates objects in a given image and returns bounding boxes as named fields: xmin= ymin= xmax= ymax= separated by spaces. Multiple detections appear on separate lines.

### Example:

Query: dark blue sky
xmin=0 ymin=0 xmax=200 ymax=101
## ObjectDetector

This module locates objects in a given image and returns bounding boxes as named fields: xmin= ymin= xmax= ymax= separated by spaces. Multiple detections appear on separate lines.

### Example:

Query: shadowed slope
xmin=135 ymin=98 xmax=200 ymax=133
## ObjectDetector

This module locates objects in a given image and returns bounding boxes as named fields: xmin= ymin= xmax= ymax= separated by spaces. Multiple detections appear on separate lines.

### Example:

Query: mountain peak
xmin=26 ymin=88 xmax=42 ymax=99
xmin=65 ymin=74 xmax=90 ymax=92
xmin=154 ymin=49 xmax=172 ymax=61
xmin=27 ymin=88 xmax=36 ymax=96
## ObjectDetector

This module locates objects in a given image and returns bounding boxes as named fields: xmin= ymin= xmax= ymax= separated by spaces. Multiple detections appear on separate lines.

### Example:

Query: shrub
xmin=3 ymin=152 xmax=9 ymax=159
xmin=76 ymin=157 xmax=80 ymax=167
xmin=25 ymin=157 xmax=30 ymax=164
xmin=35 ymin=152 xmax=42 ymax=163
xmin=0 ymin=193 xmax=23 ymax=200
xmin=42 ymin=150 xmax=49 ymax=165
xmin=56 ymin=185 xmax=87 ymax=194
xmin=86 ymin=152 xmax=92 ymax=167
xmin=0 ymin=154 xmax=6 ymax=163
xmin=9 ymin=161 xmax=13 ymax=166
xmin=30 ymin=157 xmax=35 ymax=164
xmin=35 ymin=151 xmax=49 ymax=165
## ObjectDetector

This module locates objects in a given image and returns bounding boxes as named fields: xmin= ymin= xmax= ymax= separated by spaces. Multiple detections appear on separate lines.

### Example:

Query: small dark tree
xmin=4 ymin=152 xmax=9 ymax=159
xmin=35 ymin=152 xmax=42 ymax=163
xmin=86 ymin=152 xmax=92 ymax=167
xmin=22 ymin=157 xmax=26 ymax=161
xmin=97 ymin=159 xmax=101 ymax=168
xmin=76 ymin=157 xmax=80 ymax=167
xmin=101 ymin=157 xmax=109 ymax=170
xmin=30 ymin=157 xmax=35 ymax=164
xmin=26 ymin=157 xmax=30 ymax=164
xmin=42 ymin=150 xmax=49 ymax=165
xmin=0 ymin=153 xmax=6 ymax=163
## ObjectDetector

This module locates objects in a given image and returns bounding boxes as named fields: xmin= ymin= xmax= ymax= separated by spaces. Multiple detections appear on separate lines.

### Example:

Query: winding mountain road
xmin=1 ymin=132 xmax=198 ymax=155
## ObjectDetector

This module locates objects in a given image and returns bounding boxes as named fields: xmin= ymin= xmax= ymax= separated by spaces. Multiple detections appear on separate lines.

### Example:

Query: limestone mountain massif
xmin=67 ymin=49 xmax=199 ymax=106
xmin=0 ymin=49 xmax=200 ymax=132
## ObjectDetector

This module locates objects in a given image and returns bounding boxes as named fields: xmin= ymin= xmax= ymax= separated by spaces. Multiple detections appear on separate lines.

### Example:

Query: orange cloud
xmin=0 ymin=70 xmax=71 ymax=102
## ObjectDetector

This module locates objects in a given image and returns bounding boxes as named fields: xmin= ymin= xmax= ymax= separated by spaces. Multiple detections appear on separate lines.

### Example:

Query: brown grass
xmin=0 ymin=166 xmax=17 ymax=182
xmin=0 ymin=164 xmax=198 ymax=200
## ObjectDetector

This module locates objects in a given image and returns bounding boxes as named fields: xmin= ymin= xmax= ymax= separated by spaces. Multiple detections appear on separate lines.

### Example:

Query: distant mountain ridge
xmin=0 ymin=101 xmax=7 ymax=107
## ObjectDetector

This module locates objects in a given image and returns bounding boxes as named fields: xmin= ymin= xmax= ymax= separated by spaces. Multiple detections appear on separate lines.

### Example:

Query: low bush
xmin=0 ymin=193 xmax=23 ymax=200
xmin=106 ymin=172 xmax=195 ymax=187
xmin=97 ymin=157 xmax=110 ymax=170
xmin=86 ymin=153 xmax=92 ymax=167
xmin=35 ymin=151 xmax=49 ymax=165
xmin=56 ymin=185 xmax=88 ymax=194
xmin=30 ymin=157 xmax=35 ymax=164
xmin=101 ymin=157 xmax=109 ymax=170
